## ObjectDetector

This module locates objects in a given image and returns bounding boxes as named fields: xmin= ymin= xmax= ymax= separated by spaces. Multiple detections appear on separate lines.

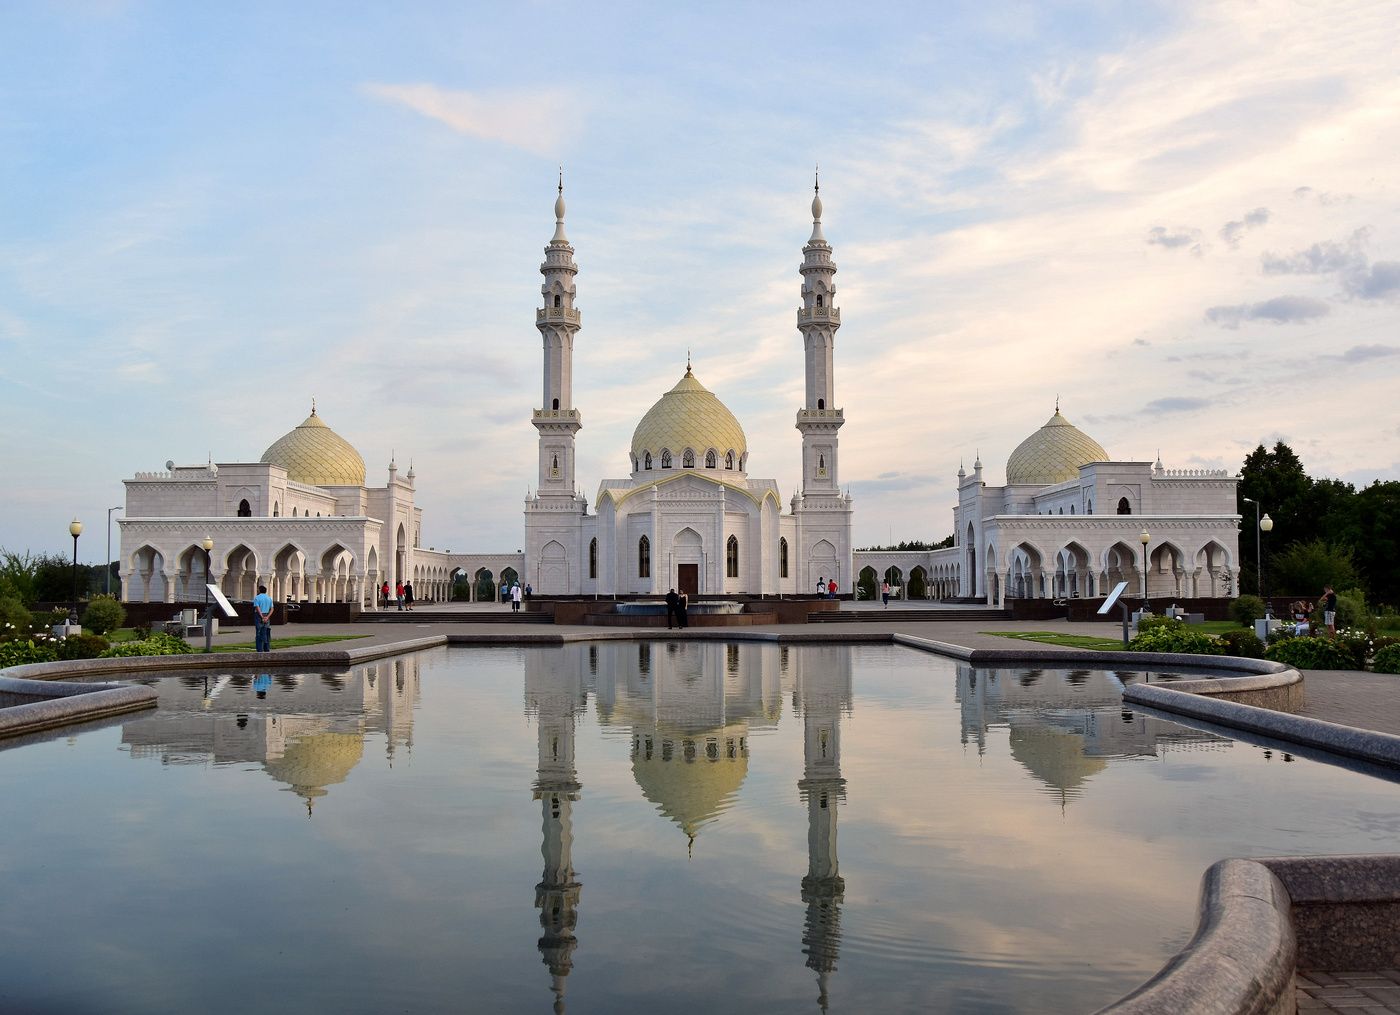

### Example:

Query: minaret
xmin=533 ymin=174 xmax=583 ymax=495
xmin=796 ymin=171 xmax=844 ymax=498
xmin=797 ymin=649 xmax=852 ymax=1013
xmin=531 ymin=665 xmax=584 ymax=1014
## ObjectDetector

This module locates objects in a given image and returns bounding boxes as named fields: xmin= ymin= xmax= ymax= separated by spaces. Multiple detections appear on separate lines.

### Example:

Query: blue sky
xmin=2 ymin=0 xmax=1397 ymax=560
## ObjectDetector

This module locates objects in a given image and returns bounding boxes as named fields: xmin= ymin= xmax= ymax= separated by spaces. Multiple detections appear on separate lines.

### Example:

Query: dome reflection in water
xmin=2 ymin=644 xmax=1399 ymax=1015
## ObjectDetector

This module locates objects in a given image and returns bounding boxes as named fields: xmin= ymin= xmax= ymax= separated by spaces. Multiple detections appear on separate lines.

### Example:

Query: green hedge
xmin=97 ymin=631 xmax=194 ymax=657
xmin=1372 ymin=644 xmax=1400 ymax=675
xmin=1264 ymin=636 xmax=1357 ymax=670
xmin=55 ymin=633 xmax=111 ymax=660
xmin=1217 ymin=629 xmax=1266 ymax=659
xmin=0 ymin=639 xmax=59 ymax=668
xmin=1127 ymin=627 xmax=1226 ymax=655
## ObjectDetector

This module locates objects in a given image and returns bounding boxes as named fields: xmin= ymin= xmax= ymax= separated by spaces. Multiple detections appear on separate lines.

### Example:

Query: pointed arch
xmin=638 ymin=535 xmax=651 ymax=578
xmin=726 ymin=534 xmax=739 ymax=578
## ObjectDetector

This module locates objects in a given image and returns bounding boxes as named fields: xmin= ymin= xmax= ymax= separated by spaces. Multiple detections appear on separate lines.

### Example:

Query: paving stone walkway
xmin=1298 ymin=970 xmax=1400 ymax=1012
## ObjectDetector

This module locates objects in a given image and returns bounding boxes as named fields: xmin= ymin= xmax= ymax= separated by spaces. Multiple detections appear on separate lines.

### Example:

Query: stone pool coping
xmin=0 ymin=674 xmax=157 ymax=740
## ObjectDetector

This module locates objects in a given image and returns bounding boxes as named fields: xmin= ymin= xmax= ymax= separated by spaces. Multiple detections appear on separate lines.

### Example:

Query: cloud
xmin=1145 ymin=397 xmax=1210 ymax=414
xmin=1347 ymin=261 xmax=1400 ymax=301
xmin=1340 ymin=344 xmax=1399 ymax=363
xmin=1133 ymin=338 xmax=1150 ymax=346
xmin=1205 ymin=295 xmax=1331 ymax=328
xmin=1146 ymin=226 xmax=1201 ymax=250
xmin=1261 ymin=229 xmax=1368 ymax=275
xmin=363 ymin=83 xmax=581 ymax=155
xmin=1220 ymin=207 xmax=1270 ymax=248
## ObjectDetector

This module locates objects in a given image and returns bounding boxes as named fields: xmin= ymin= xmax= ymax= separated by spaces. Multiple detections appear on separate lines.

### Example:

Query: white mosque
xmin=116 ymin=182 xmax=1239 ymax=609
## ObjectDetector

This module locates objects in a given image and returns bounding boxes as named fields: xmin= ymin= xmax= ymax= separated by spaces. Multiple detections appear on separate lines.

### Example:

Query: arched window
xmin=272 ymin=502 xmax=279 ymax=517
xmin=553 ymin=294 xmax=561 ymax=307
xmin=552 ymin=398 xmax=559 ymax=410
xmin=818 ymin=454 xmax=825 ymax=468
xmin=816 ymin=294 xmax=824 ymax=307
xmin=1086 ymin=501 xmax=1093 ymax=515
xmin=705 ymin=449 xmax=717 ymax=469
xmin=292 ymin=507 xmax=298 ymax=517
xmin=552 ymin=454 xmax=559 ymax=469
xmin=661 ymin=450 xmax=672 ymax=469
xmin=817 ymin=398 xmax=824 ymax=410
xmin=682 ymin=449 xmax=695 ymax=468
xmin=725 ymin=451 xmax=734 ymax=470
xmin=1117 ymin=497 xmax=1132 ymax=515
xmin=644 ymin=452 xmax=653 ymax=470
xmin=589 ymin=538 xmax=598 ymax=580
xmin=1058 ymin=507 xmax=1063 ymax=514
xmin=780 ymin=537 xmax=789 ymax=578
xmin=638 ymin=536 xmax=650 ymax=578
xmin=1070 ymin=504 xmax=1075 ymax=514
xmin=237 ymin=499 xmax=251 ymax=517
xmin=726 ymin=535 xmax=739 ymax=578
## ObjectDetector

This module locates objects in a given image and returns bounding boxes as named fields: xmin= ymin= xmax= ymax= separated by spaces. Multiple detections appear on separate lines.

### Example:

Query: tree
xmin=1327 ymin=481 xmax=1400 ymax=606
xmin=1270 ymin=540 xmax=1360 ymax=597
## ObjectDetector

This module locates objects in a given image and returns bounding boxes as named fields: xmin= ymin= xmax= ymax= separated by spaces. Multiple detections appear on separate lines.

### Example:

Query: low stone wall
xmin=1010 ymin=597 xmax=1235 ymax=622
xmin=583 ymin=612 xmax=780 ymax=628
xmin=539 ymin=598 xmax=836 ymax=626
xmin=0 ymin=675 xmax=157 ymax=740
xmin=1092 ymin=859 xmax=1296 ymax=1015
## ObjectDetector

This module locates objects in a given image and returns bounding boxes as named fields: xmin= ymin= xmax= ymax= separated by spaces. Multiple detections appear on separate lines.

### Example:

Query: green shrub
xmin=81 ymin=595 xmax=126 ymax=635
xmin=0 ymin=597 xmax=33 ymax=640
xmin=1136 ymin=615 xmax=1183 ymax=635
xmin=1218 ymin=629 xmax=1266 ymax=659
xmin=56 ymin=633 xmax=111 ymax=660
xmin=1265 ymin=636 xmax=1358 ymax=670
xmin=28 ymin=609 xmax=70 ymax=637
xmin=1127 ymin=627 xmax=1226 ymax=655
xmin=97 ymin=631 xmax=194 ymax=658
xmin=1230 ymin=595 xmax=1266 ymax=627
xmin=1336 ymin=633 xmax=1372 ymax=670
xmin=0 ymin=639 xmax=59 ymax=669
xmin=1373 ymin=644 xmax=1400 ymax=675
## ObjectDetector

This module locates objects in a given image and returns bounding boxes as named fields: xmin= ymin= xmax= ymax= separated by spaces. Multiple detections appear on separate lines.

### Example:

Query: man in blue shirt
xmin=253 ymin=585 xmax=274 ymax=653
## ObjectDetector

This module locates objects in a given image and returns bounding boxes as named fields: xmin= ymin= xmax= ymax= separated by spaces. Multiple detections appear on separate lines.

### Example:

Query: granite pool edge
xmin=0 ymin=675 xmax=158 ymax=740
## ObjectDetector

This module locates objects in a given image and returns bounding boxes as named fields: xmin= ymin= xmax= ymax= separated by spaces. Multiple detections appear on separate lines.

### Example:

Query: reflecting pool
xmin=2 ymin=643 xmax=1398 ymax=1015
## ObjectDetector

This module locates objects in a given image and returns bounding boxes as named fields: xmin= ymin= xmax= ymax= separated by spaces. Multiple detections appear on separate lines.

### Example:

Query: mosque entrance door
xmin=677 ymin=564 xmax=699 ymax=599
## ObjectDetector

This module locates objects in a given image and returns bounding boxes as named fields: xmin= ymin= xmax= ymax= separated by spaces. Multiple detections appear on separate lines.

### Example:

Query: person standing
xmin=881 ymin=580 xmax=891 ymax=608
xmin=1321 ymin=585 xmax=1337 ymax=636
xmin=828 ymin=578 xmax=837 ymax=600
xmin=500 ymin=581 xmax=508 ymax=604
xmin=524 ymin=583 xmax=532 ymax=602
xmin=511 ymin=582 xmax=523 ymax=612
xmin=816 ymin=575 xmax=826 ymax=597
xmin=404 ymin=580 xmax=414 ymax=612
xmin=678 ymin=589 xmax=689 ymax=629
xmin=395 ymin=580 xmax=404 ymax=611
xmin=665 ymin=588 xmax=679 ymax=629
xmin=253 ymin=584 xmax=274 ymax=653
xmin=381 ymin=580 xmax=390 ymax=608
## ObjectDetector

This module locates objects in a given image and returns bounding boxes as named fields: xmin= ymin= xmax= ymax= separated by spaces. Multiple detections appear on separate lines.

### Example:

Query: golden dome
xmin=632 ymin=731 xmax=748 ymax=842
xmin=1005 ymin=410 xmax=1107 ymax=486
xmin=1008 ymin=725 xmax=1106 ymax=795
xmin=261 ymin=409 xmax=366 ymax=487
xmin=263 ymin=730 xmax=364 ymax=808
xmin=631 ymin=368 xmax=747 ymax=470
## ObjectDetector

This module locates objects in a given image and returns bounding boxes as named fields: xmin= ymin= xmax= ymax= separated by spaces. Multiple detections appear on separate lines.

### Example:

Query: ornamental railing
xmin=1160 ymin=469 xmax=1231 ymax=477
xmin=797 ymin=306 xmax=840 ymax=323
xmin=536 ymin=307 xmax=582 ymax=323
xmin=533 ymin=409 xmax=580 ymax=419
xmin=797 ymin=408 xmax=844 ymax=419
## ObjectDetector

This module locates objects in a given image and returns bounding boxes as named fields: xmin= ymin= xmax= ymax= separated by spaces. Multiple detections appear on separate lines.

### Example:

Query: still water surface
xmin=1 ymin=642 xmax=1398 ymax=1015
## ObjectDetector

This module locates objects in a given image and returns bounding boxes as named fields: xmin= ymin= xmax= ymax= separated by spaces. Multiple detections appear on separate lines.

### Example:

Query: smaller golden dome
xmin=261 ymin=409 xmax=366 ymax=487
xmin=631 ymin=368 xmax=747 ymax=471
xmin=264 ymin=730 xmax=364 ymax=808
xmin=631 ymin=729 xmax=748 ymax=842
xmin=1005 ymin=410 xmax=1108 ymax=486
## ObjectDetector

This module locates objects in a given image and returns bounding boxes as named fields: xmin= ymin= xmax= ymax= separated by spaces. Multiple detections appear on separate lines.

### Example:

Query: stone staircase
xmin=358 ymin=610 xmax=552 ymax=624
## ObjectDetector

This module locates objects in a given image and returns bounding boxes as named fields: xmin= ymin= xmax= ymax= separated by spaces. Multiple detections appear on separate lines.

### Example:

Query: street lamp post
xmin=68 ymin=518 xmax=83 ymax=627
xmin=1260 ymin=514 xmax=1274 ymax=621
xmin=106 ymin=506 xmax=122 ymax=595
xmin=1242 ymin=496 xmax=1261 ymax=596
xmin=203 ymin=535 xmax=214 ymax=653
xmin=1139 ymin=528 xmax=1152 ymax=615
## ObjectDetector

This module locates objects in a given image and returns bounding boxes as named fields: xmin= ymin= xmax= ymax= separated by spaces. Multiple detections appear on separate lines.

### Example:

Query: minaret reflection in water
xmin=796 ymin=646 xmax=853 ymax=1013
xmin=526 ymin=650 xmax=588 ymax=1013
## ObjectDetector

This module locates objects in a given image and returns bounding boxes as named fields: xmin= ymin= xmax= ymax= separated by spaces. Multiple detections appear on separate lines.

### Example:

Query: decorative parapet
xmin=535 ymin=307 xmax=582 ymax=324
xmin=797 ymin=407 xmax=843 ymax=420
xmin=796 ymin=306 xmax=840 ymax=324
xmin=1159 ymin=469 xmax=1232 ymax=478
xmin=131 ymin=469 xmax=217 ymax=480
xmin=532 ymin=408 xmax=581 ymax=420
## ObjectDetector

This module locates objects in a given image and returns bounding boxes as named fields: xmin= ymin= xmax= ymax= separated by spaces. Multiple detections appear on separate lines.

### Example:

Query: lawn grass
xmin=982 ymin=631 xmax=1127 ymax=651
xmin=218 ymin=634 xmax=371 ymax=652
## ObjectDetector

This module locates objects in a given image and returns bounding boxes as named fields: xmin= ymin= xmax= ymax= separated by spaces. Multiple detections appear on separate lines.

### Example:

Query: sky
xmin=1 ymin=0 xmax=1398 ymax=561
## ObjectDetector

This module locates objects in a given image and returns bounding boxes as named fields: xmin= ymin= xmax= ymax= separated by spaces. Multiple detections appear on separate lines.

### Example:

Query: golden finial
xmin=558 ymin=165 xmax=563 ymax=195
xmin=814 ymin=164 xmax=819 ymax=194
xmin=311 ymin=395 xmax=316 ymax=415
xmin=686 ymin=348 xmax=691 ymax=373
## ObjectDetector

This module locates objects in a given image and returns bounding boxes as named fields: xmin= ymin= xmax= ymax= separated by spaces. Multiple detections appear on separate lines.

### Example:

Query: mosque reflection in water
xmin=119 ymin=657 xmax=419 ymax=815
xmin=114 ymin=645 xmax=1228 ymax=1012
xmin=525 ymin=640 xmax=851 ymax=1012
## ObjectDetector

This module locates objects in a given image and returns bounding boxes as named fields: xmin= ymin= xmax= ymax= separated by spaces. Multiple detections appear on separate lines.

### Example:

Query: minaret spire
xmin=534 ymin=181 xmax=583 ymax=495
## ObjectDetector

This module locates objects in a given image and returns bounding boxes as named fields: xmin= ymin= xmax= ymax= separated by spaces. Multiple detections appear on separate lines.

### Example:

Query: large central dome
xmin=261 ymin=409 xmax=367 ymax=487
xmin=630 ymin=367 xmax=747 ymax=470
xmin=1005 ymin=410 xmax=1108 ymax=486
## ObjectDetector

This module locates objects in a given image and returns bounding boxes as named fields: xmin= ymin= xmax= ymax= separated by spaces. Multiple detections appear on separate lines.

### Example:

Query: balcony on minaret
xmin=533 ymin=408 xmax=580 ymax=420
xmin=536 ymin=307 xmax=582 ymax=324
xmin=797 ymin=305 xmax=840 ymax=324
xmin=797 ymin=407 xmax=844 ymax=421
